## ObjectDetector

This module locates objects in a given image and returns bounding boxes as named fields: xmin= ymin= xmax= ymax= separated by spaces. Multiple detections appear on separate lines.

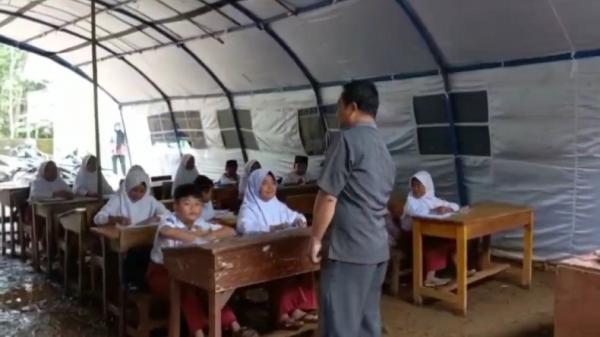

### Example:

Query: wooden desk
xmin=163 ymin=227 xmax=319 ymax=337
xmin=0 ymin=183 xmax=29 ymax=257
xmin=412 ymin=202 xmax=534 ymax=315
xmin=90 ymin=224 xmax=158 ymax=337
xmin=32 ymin=197 xmax=102 ymax=275
xmin=555 ymin=253 xmax=600 ymax=337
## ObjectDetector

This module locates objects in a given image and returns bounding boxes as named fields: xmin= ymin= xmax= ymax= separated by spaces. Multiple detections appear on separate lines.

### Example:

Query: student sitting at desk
xmin=29 ymin=160 xmax=73 ymax=201
xmin=73 ymin=155 xmax=114 ymax=197
xmin=402 ymin=171 xmax=460 ymax=287
xmin=147 ymin=184 xmax=258 ymax=337
xmin=94 ymin=165 xmax=168 ymax=226
xmin=237 ymin=169 xmax=317 ymax=330
xmin=193 ymin=175 xmax=215 ymax=221
xmin=172 ymin=154 xmax=199 ymax=196
xmin=282 ymin=156 xmax=311 ymax=186
xmin=217 ymin=160 xmax=239 ymax=186
xmin=238 ymin=159 xmax=261 ymax=199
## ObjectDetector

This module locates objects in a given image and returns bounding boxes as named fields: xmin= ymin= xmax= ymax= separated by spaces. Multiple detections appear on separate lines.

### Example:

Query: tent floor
xmin=0 ymin=255 xmax=553 ymax=337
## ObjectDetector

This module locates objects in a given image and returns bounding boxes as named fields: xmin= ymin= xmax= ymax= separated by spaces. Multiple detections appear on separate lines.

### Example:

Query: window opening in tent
xmin=297 ymin=104 xmax=337 ymax=156
xmin=414 ymin=91 xmax=490 ymax=157
xmin=147 ymin=110 xmax=207 ymax=149
xmin=217 ymin=109 xmax=259 ymax=150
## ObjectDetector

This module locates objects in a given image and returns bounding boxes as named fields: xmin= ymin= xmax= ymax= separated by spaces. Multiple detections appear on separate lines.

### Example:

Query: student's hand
xmin=54 ymin=190 xmax=73 ymax=199
xmin=309 ymin=236 xmax=322 ymax=264
xmin=115 ymin=216 xmax=131 ymax=226
xmin=293 ymin=218 xmax=307 ymax=228
xmin=270 ymin=224 xmax=288 ymax=232
xmin=433 ymin=206 xmax=453 ymax=215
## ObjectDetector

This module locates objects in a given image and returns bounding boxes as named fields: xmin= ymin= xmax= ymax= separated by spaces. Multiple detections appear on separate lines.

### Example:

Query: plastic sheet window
xmin=147 ymin=111 xmax=207 ymax=149
xmin=297 ymin=104 xmax=337 ymax=155
xmin=217 ymin=109 xmax=259 ymax=150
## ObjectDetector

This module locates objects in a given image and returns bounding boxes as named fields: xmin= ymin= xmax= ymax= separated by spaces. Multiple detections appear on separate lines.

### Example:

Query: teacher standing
xmin=310 ymin=80 xmax=395 ymax=337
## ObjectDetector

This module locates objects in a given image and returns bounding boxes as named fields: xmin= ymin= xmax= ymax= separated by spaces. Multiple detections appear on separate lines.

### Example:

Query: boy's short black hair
xmin=341 ymin=80 xmax=379 ymax=117
xmin=226 ymin=160 xmax=238 ymax=168
xmin=193 ymin=175 xmax=215 ymax=194
xmin=174 ymin=183 xmax=203 ymax=201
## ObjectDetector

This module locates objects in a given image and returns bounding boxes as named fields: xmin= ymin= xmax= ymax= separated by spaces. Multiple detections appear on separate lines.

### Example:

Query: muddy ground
xmin=0 ymin=256 xmax=554 ymax=337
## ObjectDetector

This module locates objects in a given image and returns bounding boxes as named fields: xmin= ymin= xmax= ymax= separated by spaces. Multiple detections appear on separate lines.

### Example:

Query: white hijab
xmin=402 ymin=171 xmax=459 ymax=230
xmin=29 ymin=161 xmax=70 ymax=201
xmin=238 ymin=159 xmax=260 ymax=199
xmin=116 ymin=166 xmax=164 ymax=225
xmin=237 ymin=168 xmax=305 ymax=234
xmin=73 ymin=155 xmax=114 ymax=196
xmin=172 ymin=154 xmax=199 ymax=195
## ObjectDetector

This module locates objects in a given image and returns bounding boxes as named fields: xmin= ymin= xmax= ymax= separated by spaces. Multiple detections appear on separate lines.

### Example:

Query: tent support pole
xmin=394 ymin=0 xmax=467 ymax=205
xmin=226 ymin=95 xmax=248 ymax=162
xmin=91 ymin=0 xmax=103 ymax=199
xmin=165 ymin=99 xmax=183 ymax=156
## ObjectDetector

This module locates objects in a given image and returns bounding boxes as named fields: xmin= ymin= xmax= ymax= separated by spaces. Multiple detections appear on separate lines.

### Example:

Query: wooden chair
xmin=285 ymin=193 xmax=317 ymax=223
xmin=385 ymin=248 xmax=411 ymax=296
xmin=212 ymin=186 xmax=239 ymax=211
xmin=58 ymin=202 xmax=104 ymax=300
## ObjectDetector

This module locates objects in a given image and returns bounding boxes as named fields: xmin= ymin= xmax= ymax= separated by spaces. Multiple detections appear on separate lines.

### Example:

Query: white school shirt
xmin=73 ymin=155 xmax=114 ymax=197
xmin=150 ymin=212 xmax=222 ymax=264
xmin=202 ymin=201 xmax=215 ymax=221
xmin=217 ymin=174 xmax=238 ymax=186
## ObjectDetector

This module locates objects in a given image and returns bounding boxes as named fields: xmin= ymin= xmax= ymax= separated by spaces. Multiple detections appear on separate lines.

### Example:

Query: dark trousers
xmin=112 ymin=155 xmax=126 ymax=175
xmin=319 ymin=259 xmax=388 ymax=337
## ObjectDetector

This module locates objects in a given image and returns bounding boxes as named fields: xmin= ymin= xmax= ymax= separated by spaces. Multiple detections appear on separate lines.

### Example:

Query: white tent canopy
xmin=2 ymin=0 xmax=600 ymax=260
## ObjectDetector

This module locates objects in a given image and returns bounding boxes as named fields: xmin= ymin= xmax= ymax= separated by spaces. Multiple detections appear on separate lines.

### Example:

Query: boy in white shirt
xmin=146 ymin=184 xmax=258 ymax=337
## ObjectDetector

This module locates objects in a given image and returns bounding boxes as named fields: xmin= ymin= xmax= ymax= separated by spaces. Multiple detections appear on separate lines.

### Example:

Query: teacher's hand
xmin=309 ymin=236 xmax=322 ymax=264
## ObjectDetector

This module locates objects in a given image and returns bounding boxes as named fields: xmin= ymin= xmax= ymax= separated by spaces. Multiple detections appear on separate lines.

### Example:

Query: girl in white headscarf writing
xmin=29 ymin=161 xmax=73 ymax=202
xmin=94 ymin=165 xmax=168 ymax=226
xmin=236 ymin=169 xmax=317 ymax=330
xmin=402 ymin=171 xmax=460 ymax=287
xmin=171 ymin=154 xmax=199 ymax=196
xmin=238 ymin=159 xmax=261 ymax=200
xmin=73 ymin=155 xmax=114 ymax=197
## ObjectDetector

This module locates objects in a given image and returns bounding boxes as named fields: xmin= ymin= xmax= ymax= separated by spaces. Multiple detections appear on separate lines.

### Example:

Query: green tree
xmin=0 ymin=46 xmax=46 ymax=138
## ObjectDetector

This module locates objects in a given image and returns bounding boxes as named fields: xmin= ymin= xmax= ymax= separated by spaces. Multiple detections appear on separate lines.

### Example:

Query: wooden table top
xmin=90 ymin=225 xmax=121 ymax=240
xmin=0 ymin=182 xmax=29 ymax=191
xmin=414 ymin=202 xmax=533 ymax=225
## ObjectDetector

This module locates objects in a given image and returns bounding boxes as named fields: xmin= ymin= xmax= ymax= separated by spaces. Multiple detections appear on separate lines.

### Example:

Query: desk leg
xmin=209 ymin=291 xmax=222 ymax=337
xmin=1 ymin=202 xmax=6 ymax=256
xmin=32 ymin=206 xmax=40 ymax=272
xmin=412 ymin=221 xmax=423 ymax=305
xmin=478 ymin=235 xmax=492 ymax=270
xmin=168 ymin=279 xmax=181 ymax=337
xmin=118 ymin=253 xmax=126 ymax=337
xmin=45 ymin=215 xmax=52 ymax=276
xmin=9 ymin=199 xmax=16 ymax=257
xmin=456 ymin=227 xmax=468 ymax=316
xmin=101 ymin=237 xmax=108 ymax=321
xmin=522 ymin=214 xmax=534 ymax=288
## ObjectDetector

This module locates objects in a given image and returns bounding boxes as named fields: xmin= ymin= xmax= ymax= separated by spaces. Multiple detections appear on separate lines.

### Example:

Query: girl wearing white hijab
xmin=29 ymin=161 xmax=72 ymax=201
xmin=94 ymin=165 xmax=168 ymax=226
xmin=236 ymin=169 xmax=316 ymax=329
xmin=172 ymin=154 xmax=199 ymax=196
xmin=238 ymin=160 xmax=261 ymax=200
xmin=402 ymin=171 xmax=460 ymax=287
xmin=73 ymin=155 xmax=114 ymax=197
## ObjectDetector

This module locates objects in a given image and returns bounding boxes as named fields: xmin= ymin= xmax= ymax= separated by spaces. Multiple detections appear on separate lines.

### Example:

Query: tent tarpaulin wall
xmin=5 ymin=0 xmax=600 ymax=260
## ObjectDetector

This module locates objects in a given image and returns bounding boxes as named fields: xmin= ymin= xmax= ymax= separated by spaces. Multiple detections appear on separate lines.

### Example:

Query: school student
xmin=238 ymin=160 xmax=261 ymax=199
xmin=73 ymin=155 xmax=114 ymax=197
xmin=385 ymin=193 xmax=405 ymax=248
xmin=94 ymin=165 xmax=168 ymax=226
xmin=402 ymin=171 xmax=459 ymax=287
xmin=172 ymin=154 xmax=199 ymax=196
xmin=282 ymin=156 xmax=310 ymax=186
xmin=147 ymin=184 xmax=258 ymax=337
xmin=237 ymin=169 xmax=317 ymax=330
xmin=29 ymin=161 xmax=73 ymax=201
xmin=217 ymin=160 xmax=239 ymax=186
xmin=193 ymin=175 xmax=216 ymax=221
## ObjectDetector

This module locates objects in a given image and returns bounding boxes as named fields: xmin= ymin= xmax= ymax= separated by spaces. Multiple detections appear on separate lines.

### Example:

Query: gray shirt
xmin=318 ymin=122 xmax=395 ymax=264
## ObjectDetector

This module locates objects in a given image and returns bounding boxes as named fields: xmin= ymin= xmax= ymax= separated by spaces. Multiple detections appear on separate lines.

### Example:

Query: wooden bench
xmin=91 ymin=224 xmax=167 ymax=337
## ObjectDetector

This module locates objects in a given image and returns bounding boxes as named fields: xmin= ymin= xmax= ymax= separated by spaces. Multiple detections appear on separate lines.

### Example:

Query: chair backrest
xmin=212 ymin=186 xmax=239 ymax=211
xmin=285 ymin=193 xmax=317 ymax=218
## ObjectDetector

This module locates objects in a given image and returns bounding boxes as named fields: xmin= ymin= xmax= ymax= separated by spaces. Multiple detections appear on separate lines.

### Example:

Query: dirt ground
xmin=0 ymin=256 xmax=554 ymax=337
